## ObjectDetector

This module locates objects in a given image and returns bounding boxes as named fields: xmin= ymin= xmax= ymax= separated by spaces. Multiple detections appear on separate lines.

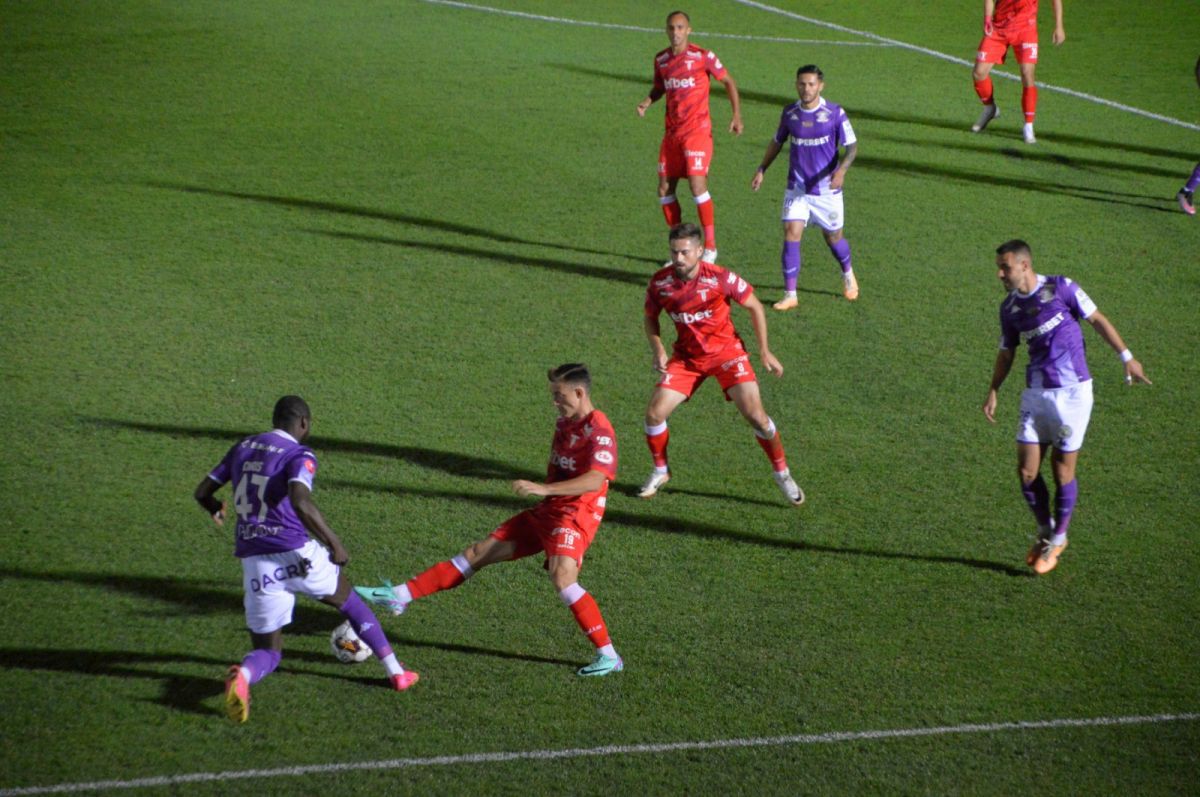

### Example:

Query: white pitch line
xmin=3 ymin=712 xmax=1197 ymax=796
xmin=732 ymin=0 xmax=1200 ymax=132
xmin=422 ymin=0 xmax=886 ymax=47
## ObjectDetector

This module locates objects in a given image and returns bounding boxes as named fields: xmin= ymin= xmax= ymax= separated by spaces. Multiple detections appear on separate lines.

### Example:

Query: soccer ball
xmin=330 ymin=620 xmax=373 ymax=663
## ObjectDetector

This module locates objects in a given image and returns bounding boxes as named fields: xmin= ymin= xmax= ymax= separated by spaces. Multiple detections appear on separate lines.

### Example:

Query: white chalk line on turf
xmin=421 ymin=0 xmax=886 ymax=47
xmin=732 ymin=0 xmax=1200 ymax=132
xmin=3 ymin=713 xmax=1197 ymax=796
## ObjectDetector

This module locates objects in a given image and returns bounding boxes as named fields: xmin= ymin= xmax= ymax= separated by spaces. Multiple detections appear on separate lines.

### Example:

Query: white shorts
xmin=1016 ymin=380 xmax=1094 ymax=453
xmin=241 ymin=539 xmax=340 ymax=634
xmin=782 ymin=188 xmax=845 ymax=231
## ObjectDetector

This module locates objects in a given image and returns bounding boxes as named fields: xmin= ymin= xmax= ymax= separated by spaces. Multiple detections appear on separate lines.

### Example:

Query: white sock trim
xmin=380 ymin=653 xmax=403 ymax=677
xmin=558 ymin=582 xmax=587 ymax=607
xmin=645 ymin=421 xmax=668 ymax=436
xmin=598 ymin=643 xmax=618 ymax=658
xmin=659 ymin=194 xmax=677 ymax=206
xmin=754 ymin=418 xmax=777 ymax=440
xmin=451 ymin=554 xmax=474 ymax=579
xmin=694 ymin=191 xmax=712 ymax=204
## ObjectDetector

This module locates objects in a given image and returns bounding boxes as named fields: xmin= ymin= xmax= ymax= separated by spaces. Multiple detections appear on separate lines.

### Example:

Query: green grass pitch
xmin=2 ymin=1 xmax=1198 ymax=794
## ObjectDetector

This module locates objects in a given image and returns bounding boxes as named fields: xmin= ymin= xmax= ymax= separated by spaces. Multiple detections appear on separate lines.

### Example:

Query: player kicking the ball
xmin=982 ymin=241 xmax=1149 ymax=574
xmin=356 ymin=364 xmax=624 ymax=677
xmin=194 ymin=396 xmax=418 ymax=723
xmin=639 ymin=223 xmax=804 ymax=506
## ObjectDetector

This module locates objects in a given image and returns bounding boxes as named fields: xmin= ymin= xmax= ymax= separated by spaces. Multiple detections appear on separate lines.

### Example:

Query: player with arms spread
xmin=639 ymin=223 xmax=804 ymax=506
xmin=637 ymin=10 xmax=743 ymax=262
xmin=356 ymin=364 xmax=624 ymax=677
xmin=194 ymin=396 xmax=418 ymax=723
xmin=970 ymin=0 xmax=1065 ymax=144
xmin=981 ymin=241 xmax=1149 ymax=574
xmin=751 ymin=64 xmax=859 ymax=309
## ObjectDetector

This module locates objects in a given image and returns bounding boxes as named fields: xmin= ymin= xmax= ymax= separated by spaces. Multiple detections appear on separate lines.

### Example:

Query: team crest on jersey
xmin=1038 ymin=286 xmax=1055 ymax=303
xmin=816 ymin=111 xmax=830 ymax=123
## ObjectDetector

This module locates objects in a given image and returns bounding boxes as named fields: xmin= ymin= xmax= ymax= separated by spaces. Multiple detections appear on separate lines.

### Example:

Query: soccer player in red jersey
xmin=637 ymin=10 xmax=743 ymax=262
xmin=970 ymin=0 xmax=1065 ymax=144
xmin=355 ymin=364 xmax=624 ymax=677
xmin=639 ymin=223 xmax=804 ymax=506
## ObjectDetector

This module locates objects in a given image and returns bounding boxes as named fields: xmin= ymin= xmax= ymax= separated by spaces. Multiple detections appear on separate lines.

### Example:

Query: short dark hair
xmin=548 ymin=363 xmax=591 ymax=392
xmin=666 ymin=10 xmax=690 ymax=24
xmin=669 ymin=222 xmax=703 ymax=246
xmin=797 ymin=64 xmax=824 ymax=79
xmin=996 ymin=239 xmax=1032 ymax=259
xmin=272 ymin=395 xmax=311 ymax=428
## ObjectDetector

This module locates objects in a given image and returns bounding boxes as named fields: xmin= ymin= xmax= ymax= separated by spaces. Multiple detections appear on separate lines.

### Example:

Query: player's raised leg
xmin=728 ymin=381 xmax=804 ymax=506
xmin=549 ymin=556 xmax=623 ymax=676
xmin=323 ymin=574 xmax=418 ymax=690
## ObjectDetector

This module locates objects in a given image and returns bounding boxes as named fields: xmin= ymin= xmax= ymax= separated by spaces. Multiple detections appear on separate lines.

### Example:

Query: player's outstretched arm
xmin=513 ymin=469 xmax=607 ymax=499
xmin=289 ymin=481 xmax=350 ymax=564
xmin=751 ymin=140 xmax=784 ymax=190
xmin=741 ymin=294 xmax=783 ymax=377
xmin=721 ymin=75 xmax=744 ymax=135
xmin=193 ymin=477 xmax=226 ymax=525
xmin=982 ymin=349 xmax=1015 ymax=423
xmin=1086 ymin=311 xmax=1151 ymax=385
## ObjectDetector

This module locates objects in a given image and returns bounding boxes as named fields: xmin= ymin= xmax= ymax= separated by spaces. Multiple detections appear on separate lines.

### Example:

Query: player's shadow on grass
xmin=856 ymin=155 xmax=1175 ymax=213
xmin=143 ymin=181 xmax=662 ymax=267
xmin=83 ymin=418 xmax=542 ymax=481
xmin=0 ymin=648 xmax=231 ymax=716
xmin=304 ymin=228 xmax=648 ymax=286
xmin=0 ymin=566 xmax=236 ymax=616
xmin=551 ymin=64 xmax=1190 ymax=162
xmin=331 ymin=481 xmax=1028 ymax=577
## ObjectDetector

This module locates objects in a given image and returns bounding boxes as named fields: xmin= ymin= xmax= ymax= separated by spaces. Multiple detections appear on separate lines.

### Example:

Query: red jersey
xmin=992 ymin=0 xmax=1038 ymax=28
xmin=653 ymin=43 xmax=728 ymax=137
xmin=645 ymin=261 xmax=754 ymax=359
xmin=535 ymin=409 xmax=618 ymax=525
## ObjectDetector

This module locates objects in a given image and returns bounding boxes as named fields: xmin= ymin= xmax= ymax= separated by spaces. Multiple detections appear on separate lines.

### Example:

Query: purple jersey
xmin=207 ymin=430 xmax=318 ymax=558
xmin=772 ymin=98 xmax=856 ymax=195
xmin=999 ymin=275 xmax=1097 ymax=389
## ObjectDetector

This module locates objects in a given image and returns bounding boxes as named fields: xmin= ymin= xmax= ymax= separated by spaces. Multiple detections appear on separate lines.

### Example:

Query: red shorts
xmin=658 ymin=347 xmax=756 ymax=400
xmin=489 ymin=508 xmax=596 ymax=564
xmin=659 ymin=129 xmax=713 ymax=178
xmin=976 ymin=21 xmax=1039 ymax=64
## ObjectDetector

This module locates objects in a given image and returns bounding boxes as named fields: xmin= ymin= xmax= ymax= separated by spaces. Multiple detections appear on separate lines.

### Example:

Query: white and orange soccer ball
xmin=330 ymin=621 xmax=372 ymax=663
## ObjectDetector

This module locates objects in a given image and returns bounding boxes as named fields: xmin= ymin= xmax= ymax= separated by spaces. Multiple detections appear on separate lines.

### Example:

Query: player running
xmin=356 ymin=364 xmax=624 ymax=677
xmin=751 ymin=64 xmax=859 ymax=309
xmin=637 ymin=10 xmax=743 ymax=263
xmin=639 ymin=223 xmax=804 ymax=506
xmin=970 ymin=0 xmax=1066 ymax=144
xmin=981 ymin=241 xmax=1150 ymax=574
xmin=194 ymin=396 xmax=418 ymax=723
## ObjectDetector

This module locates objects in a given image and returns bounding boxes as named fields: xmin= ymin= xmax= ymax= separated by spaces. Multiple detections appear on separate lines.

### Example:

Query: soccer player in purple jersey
xmin=193 ymin=396 xmax=418 ymax=723
xmin=751 ymin=64 xmax=858 ymax=310
xmin=981 ymin=241 xmax=1150 ymax=574
xmin=1175 ymin=55 xmax=1200 ymax=216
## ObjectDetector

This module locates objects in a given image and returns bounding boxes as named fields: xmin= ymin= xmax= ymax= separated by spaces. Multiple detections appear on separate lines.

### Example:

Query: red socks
xmin=1022 ymin=85 xmax=1037 ymax=123
xmin=660 ymin=195 xmax=682 ymax=227
xmin=973 ymin=77 xmax=994 ymax=105
xmin=407 ymin=560 xmax=466 ymax=600
xmin=755 ymin=428 xmax=788 ymax=472
xmin=567 ymin=591 xmax=611 ymax=648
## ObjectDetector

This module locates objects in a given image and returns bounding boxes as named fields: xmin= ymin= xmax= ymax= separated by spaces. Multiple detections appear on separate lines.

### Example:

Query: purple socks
xmin=339 ymin=592 xmax=394 ymax=660
xmin=781 ymin=241 xmax=800 ymax=292
xmin=1185 ymin=163 xmax=1200 ymax=193
xmin=241 ymin=648 xmax=281 ymax=685
xmin=1020 ymin=474 xmax=1052 ymax=528
xmin=829 ymin=238 xmax=852 ymax=273
xmin=1054 ymin=479 xmax=1078 ymax=540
